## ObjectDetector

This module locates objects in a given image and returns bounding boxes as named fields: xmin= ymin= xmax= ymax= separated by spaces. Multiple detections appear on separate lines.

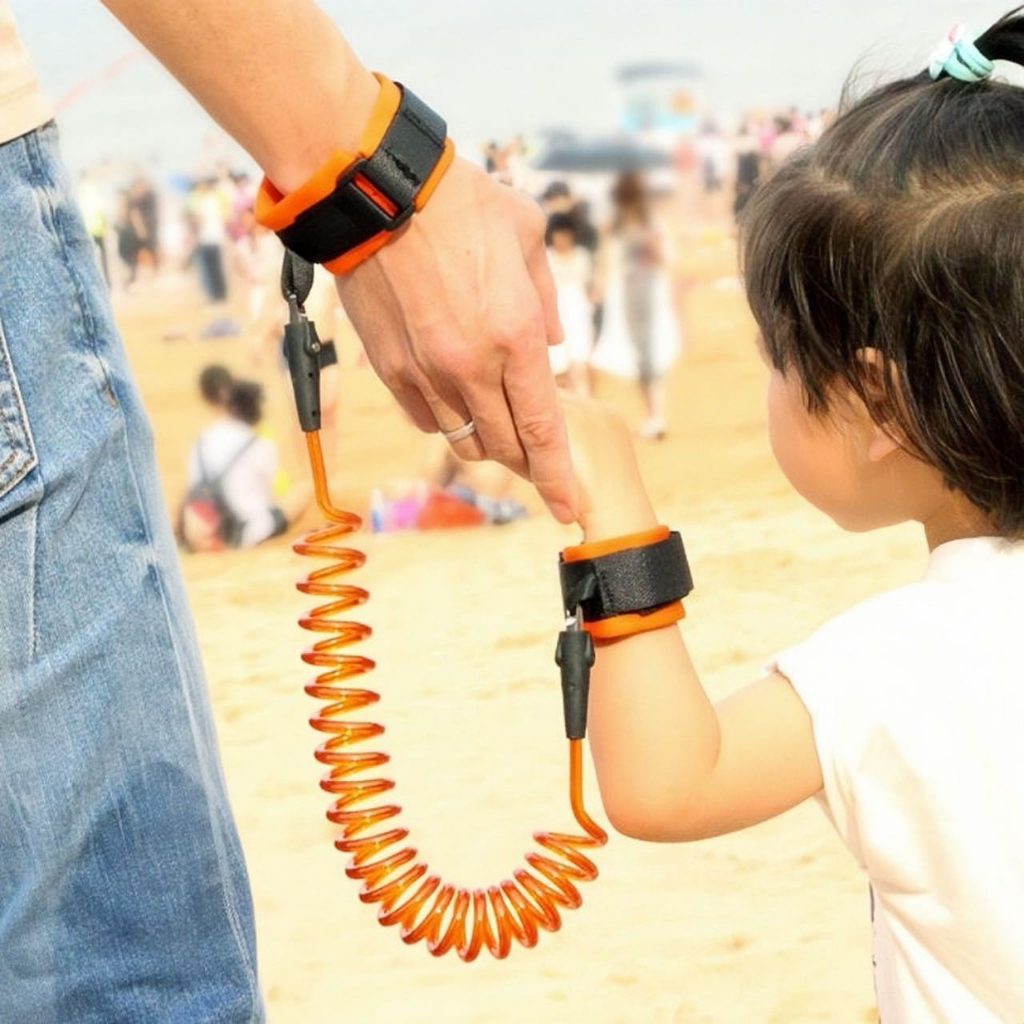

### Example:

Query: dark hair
xmin=199 ymin=364 xmax=233 ymax=405
xmin=226 ymin=380 xmax=264 ymax=426
xmin=611 ymin=171 xmax=651 ymax=227
xmin=542 ymin=180 xmax=571 ymax=201
xmin=545 ymin=212 xmax=577 ymax=246
xmin=741 ymin=7 xmax=1024 ymax=537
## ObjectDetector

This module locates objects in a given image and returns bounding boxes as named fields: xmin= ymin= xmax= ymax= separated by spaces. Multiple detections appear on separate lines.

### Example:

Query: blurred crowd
xmin=689 ymin=106 xmax=834 ymax=216
xmin=81 ymin=102 xmax=831 ymax=555
xmin=76 ymin=160 xmax=273 ymax=310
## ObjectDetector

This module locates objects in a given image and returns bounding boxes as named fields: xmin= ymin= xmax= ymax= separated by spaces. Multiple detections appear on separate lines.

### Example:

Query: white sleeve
xmin=765 ymin=593 xmax=916 ymax=866
xmin=769 ymin=632 xmax=865 ymax=862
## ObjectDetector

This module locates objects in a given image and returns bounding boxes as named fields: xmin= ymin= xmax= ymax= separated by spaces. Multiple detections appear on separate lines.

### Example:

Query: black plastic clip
xmin=555 ymin=607 xmax=595 ymax=741
xmin=281 ymin=251 xmax=322 ymax=433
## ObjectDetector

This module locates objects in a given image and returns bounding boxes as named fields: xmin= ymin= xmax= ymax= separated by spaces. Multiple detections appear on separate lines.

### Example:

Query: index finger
xmin=501 ymin=342 xmax=579 ymax=523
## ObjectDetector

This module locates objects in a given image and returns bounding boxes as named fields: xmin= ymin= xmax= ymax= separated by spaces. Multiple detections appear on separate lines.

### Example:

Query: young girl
xmin=567 ymin=13 xmax=1024 ymax=1021
xmin=545 ymin=212 xmax=595 ymax=395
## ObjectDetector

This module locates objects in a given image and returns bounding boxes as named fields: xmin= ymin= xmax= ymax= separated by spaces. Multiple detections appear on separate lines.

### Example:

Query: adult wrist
xmin=256 ymin=71 xmax=455 ymax=276
xmin=261 ymin=67 xmax=381 ymax=195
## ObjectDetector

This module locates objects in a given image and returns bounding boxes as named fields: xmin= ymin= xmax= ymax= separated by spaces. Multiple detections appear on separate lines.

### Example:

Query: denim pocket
xmin=0 ymin=315 xmax=37 ymax=501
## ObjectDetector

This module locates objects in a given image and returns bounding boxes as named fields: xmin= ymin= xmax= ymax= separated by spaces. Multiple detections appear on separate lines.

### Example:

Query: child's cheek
xmin=766 ymin=372 xmax=833 ymax=512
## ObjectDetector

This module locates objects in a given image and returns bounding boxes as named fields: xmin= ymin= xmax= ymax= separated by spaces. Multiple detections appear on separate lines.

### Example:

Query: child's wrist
xmin=579 ymin=497 xmax=659 ymax=542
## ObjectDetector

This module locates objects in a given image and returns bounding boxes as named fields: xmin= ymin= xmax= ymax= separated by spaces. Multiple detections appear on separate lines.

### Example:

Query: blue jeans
xmin=0 ymin=124 xmax=263 ymax=1021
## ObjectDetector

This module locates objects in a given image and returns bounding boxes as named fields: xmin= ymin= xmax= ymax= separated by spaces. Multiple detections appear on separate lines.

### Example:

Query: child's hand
xmin=560 ymin=393 xmax=658 ymax=540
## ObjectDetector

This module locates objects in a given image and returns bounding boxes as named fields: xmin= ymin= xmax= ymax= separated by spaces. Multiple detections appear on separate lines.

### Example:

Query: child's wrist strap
xmin=255 ymin=72 xmax=456 ymax=276
xmin=559 ymin=526 xmax=693 ymax=641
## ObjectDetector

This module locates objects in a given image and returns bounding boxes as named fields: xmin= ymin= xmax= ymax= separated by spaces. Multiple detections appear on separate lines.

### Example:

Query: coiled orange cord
xmin=295 ymin=430 xmax=608 ymax=961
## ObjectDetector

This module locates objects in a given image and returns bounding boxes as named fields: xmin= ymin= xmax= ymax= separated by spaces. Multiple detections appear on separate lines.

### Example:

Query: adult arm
xmin=100 ymin=0 xmax=577 ymax=521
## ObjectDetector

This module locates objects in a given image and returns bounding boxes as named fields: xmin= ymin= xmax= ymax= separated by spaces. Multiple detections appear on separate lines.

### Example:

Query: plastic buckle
xmin=333 ymin=158 xmax=416 ymax=233
xmin=555 ymin=606 xmax=595 ymax=741
xmin=282 ymin=264 xmax=323 ymax=433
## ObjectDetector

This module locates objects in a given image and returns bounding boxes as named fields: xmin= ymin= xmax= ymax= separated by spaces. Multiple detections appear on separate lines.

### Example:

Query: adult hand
xmin=101 ymin=1 xmax=575 ymax=519
xmin=335 ymin=157 xmax=579 ymax=523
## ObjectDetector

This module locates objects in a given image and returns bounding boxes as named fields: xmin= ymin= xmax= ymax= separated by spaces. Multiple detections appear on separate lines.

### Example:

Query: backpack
xmin=177 ymin=434 xmax=257 ymax=552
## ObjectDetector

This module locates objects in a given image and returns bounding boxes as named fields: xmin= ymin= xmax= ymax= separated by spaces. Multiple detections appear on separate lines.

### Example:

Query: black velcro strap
xmin=277 ymin=84 xmax=447 ymax=265
xmin=559 ymin=533 xmax=693 ymax=623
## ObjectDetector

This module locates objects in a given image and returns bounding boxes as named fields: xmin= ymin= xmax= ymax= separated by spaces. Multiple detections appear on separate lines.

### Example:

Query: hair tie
xmin=928 ymin=24 xmax=994 ymax=83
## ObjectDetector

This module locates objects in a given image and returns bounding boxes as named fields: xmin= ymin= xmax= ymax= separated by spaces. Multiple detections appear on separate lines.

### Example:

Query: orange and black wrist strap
xmin=559 ymin=527 xmax=692 ymax=642
xmin=256 ymin=73 xmax=455 ymax=276
xmin=555 ymin=527 xmax=692 ymax=740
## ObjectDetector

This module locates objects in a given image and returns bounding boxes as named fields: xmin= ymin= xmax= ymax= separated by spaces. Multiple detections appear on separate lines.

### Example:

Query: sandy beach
xmin=118 ymin=224 xmax=923 ymax=1023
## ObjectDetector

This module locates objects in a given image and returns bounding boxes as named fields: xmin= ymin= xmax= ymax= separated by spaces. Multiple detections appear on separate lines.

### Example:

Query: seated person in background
xmin=198 ymin=363 xmax=233 ymax=412
xmin=179 ymin=378 xmax=309 ymax=551
xmin=369 ymin=431 xmax=528 ymax=532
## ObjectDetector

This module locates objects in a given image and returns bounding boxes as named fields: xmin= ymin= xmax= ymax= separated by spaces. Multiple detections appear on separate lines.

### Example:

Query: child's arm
xmin=564 ymin=397 xmax=823 ymax=842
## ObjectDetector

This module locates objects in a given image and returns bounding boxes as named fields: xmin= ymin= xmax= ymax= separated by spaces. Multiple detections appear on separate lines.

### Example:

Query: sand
xmin=118 ymin=224 xmax=924 ymax=1023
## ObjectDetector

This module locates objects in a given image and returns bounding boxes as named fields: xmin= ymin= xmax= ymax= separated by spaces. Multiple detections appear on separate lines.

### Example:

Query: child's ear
xmin=855 ymin=347 xmax=904 ymax=463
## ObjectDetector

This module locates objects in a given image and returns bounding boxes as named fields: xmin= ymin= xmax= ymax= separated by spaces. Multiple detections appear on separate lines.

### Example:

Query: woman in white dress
xmin=591 ymin=172 xmax=682 ymax=439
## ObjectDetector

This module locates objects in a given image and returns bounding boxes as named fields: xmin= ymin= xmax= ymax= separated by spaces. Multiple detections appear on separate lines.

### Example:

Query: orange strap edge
xmin=586 ymin=602 xmax=686 ymax=642
xmin=563 ymin=526 xmax=671 ymax=564
xmin=255 ymin=72 xmax=399 ymax=233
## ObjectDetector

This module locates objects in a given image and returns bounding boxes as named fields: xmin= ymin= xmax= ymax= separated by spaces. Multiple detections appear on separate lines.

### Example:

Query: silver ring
xmin=442 ymin=420 xmax=477 ymax=444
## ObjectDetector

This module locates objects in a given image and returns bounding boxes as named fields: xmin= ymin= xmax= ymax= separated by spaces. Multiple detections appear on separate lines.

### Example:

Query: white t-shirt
xmin=772 ymin=537 xmax=1024 ymax=1022
xmin=187 ymin=419 xmax=280 ymax=548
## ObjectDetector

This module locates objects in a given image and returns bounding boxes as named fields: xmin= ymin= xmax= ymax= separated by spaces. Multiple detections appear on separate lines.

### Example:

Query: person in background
xmin=541 ymin=179 xmax=573 ymax=216
xmin=187 ymin=176 xmax=230 ymax=303
xmin=183 ymin=378 xmax=308 ymax=550
xmin=696 ymin=119 xmax=729 ymax=195
xmin=77 ymin=169 xmax=110 ymax=287
xmin=198 ymin=363 xmax=233 ymax=412
xmin=233 ymin=208 xmax=282 ymax=329
xmin=768 ymin=114 xmax=807 ymax=171
xmin=128 ymin=173 xmax=160 ymax=274
xmin=545 ymin=211 xmax=594 ymax=396
xmin=591 ymin=171 xmax=681 ymax=439
xmin=112 ymin=187 xmax=144 ymax=287
xmin=483 ymin=140 xmax=499 ymax=174
xmin=370 ymin=429 xmax=529 ymax=532
xmin=542 ymin=183 xmax=602 ymax=343
xmin=733 ymin=119 xmax=762 ymax=220
xmin=570 ymin=198 xmax=599 ymax=255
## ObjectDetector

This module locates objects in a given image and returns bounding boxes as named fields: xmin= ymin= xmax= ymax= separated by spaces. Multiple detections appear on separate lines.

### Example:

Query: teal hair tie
xmin=928 ymin=24 xmax=995 ymax=83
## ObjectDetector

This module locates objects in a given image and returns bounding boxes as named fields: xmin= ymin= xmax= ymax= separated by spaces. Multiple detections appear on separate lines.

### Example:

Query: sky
xmin=12 ymin=0 xmax=1021 ymax=175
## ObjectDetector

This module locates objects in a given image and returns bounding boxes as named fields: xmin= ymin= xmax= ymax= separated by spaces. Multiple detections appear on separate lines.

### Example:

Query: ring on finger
xmin=442 ymin=420 xmax=477 ymax=444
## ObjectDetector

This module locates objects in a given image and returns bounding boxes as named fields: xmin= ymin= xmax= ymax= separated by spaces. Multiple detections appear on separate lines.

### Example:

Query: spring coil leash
xmin=282 ymin=253 xmax=608 ymax=961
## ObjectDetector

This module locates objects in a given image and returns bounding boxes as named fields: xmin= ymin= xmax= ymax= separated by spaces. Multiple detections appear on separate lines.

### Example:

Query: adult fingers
xmin=391 ymin=381 xmax=441 ymax=434
xmin=528 ymin=246 xmax=564 ymax=348
xmin=501 ymin=340 xmax=578 ymax=523
xmin=418 ymin=383 xmax=487 ymax=462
